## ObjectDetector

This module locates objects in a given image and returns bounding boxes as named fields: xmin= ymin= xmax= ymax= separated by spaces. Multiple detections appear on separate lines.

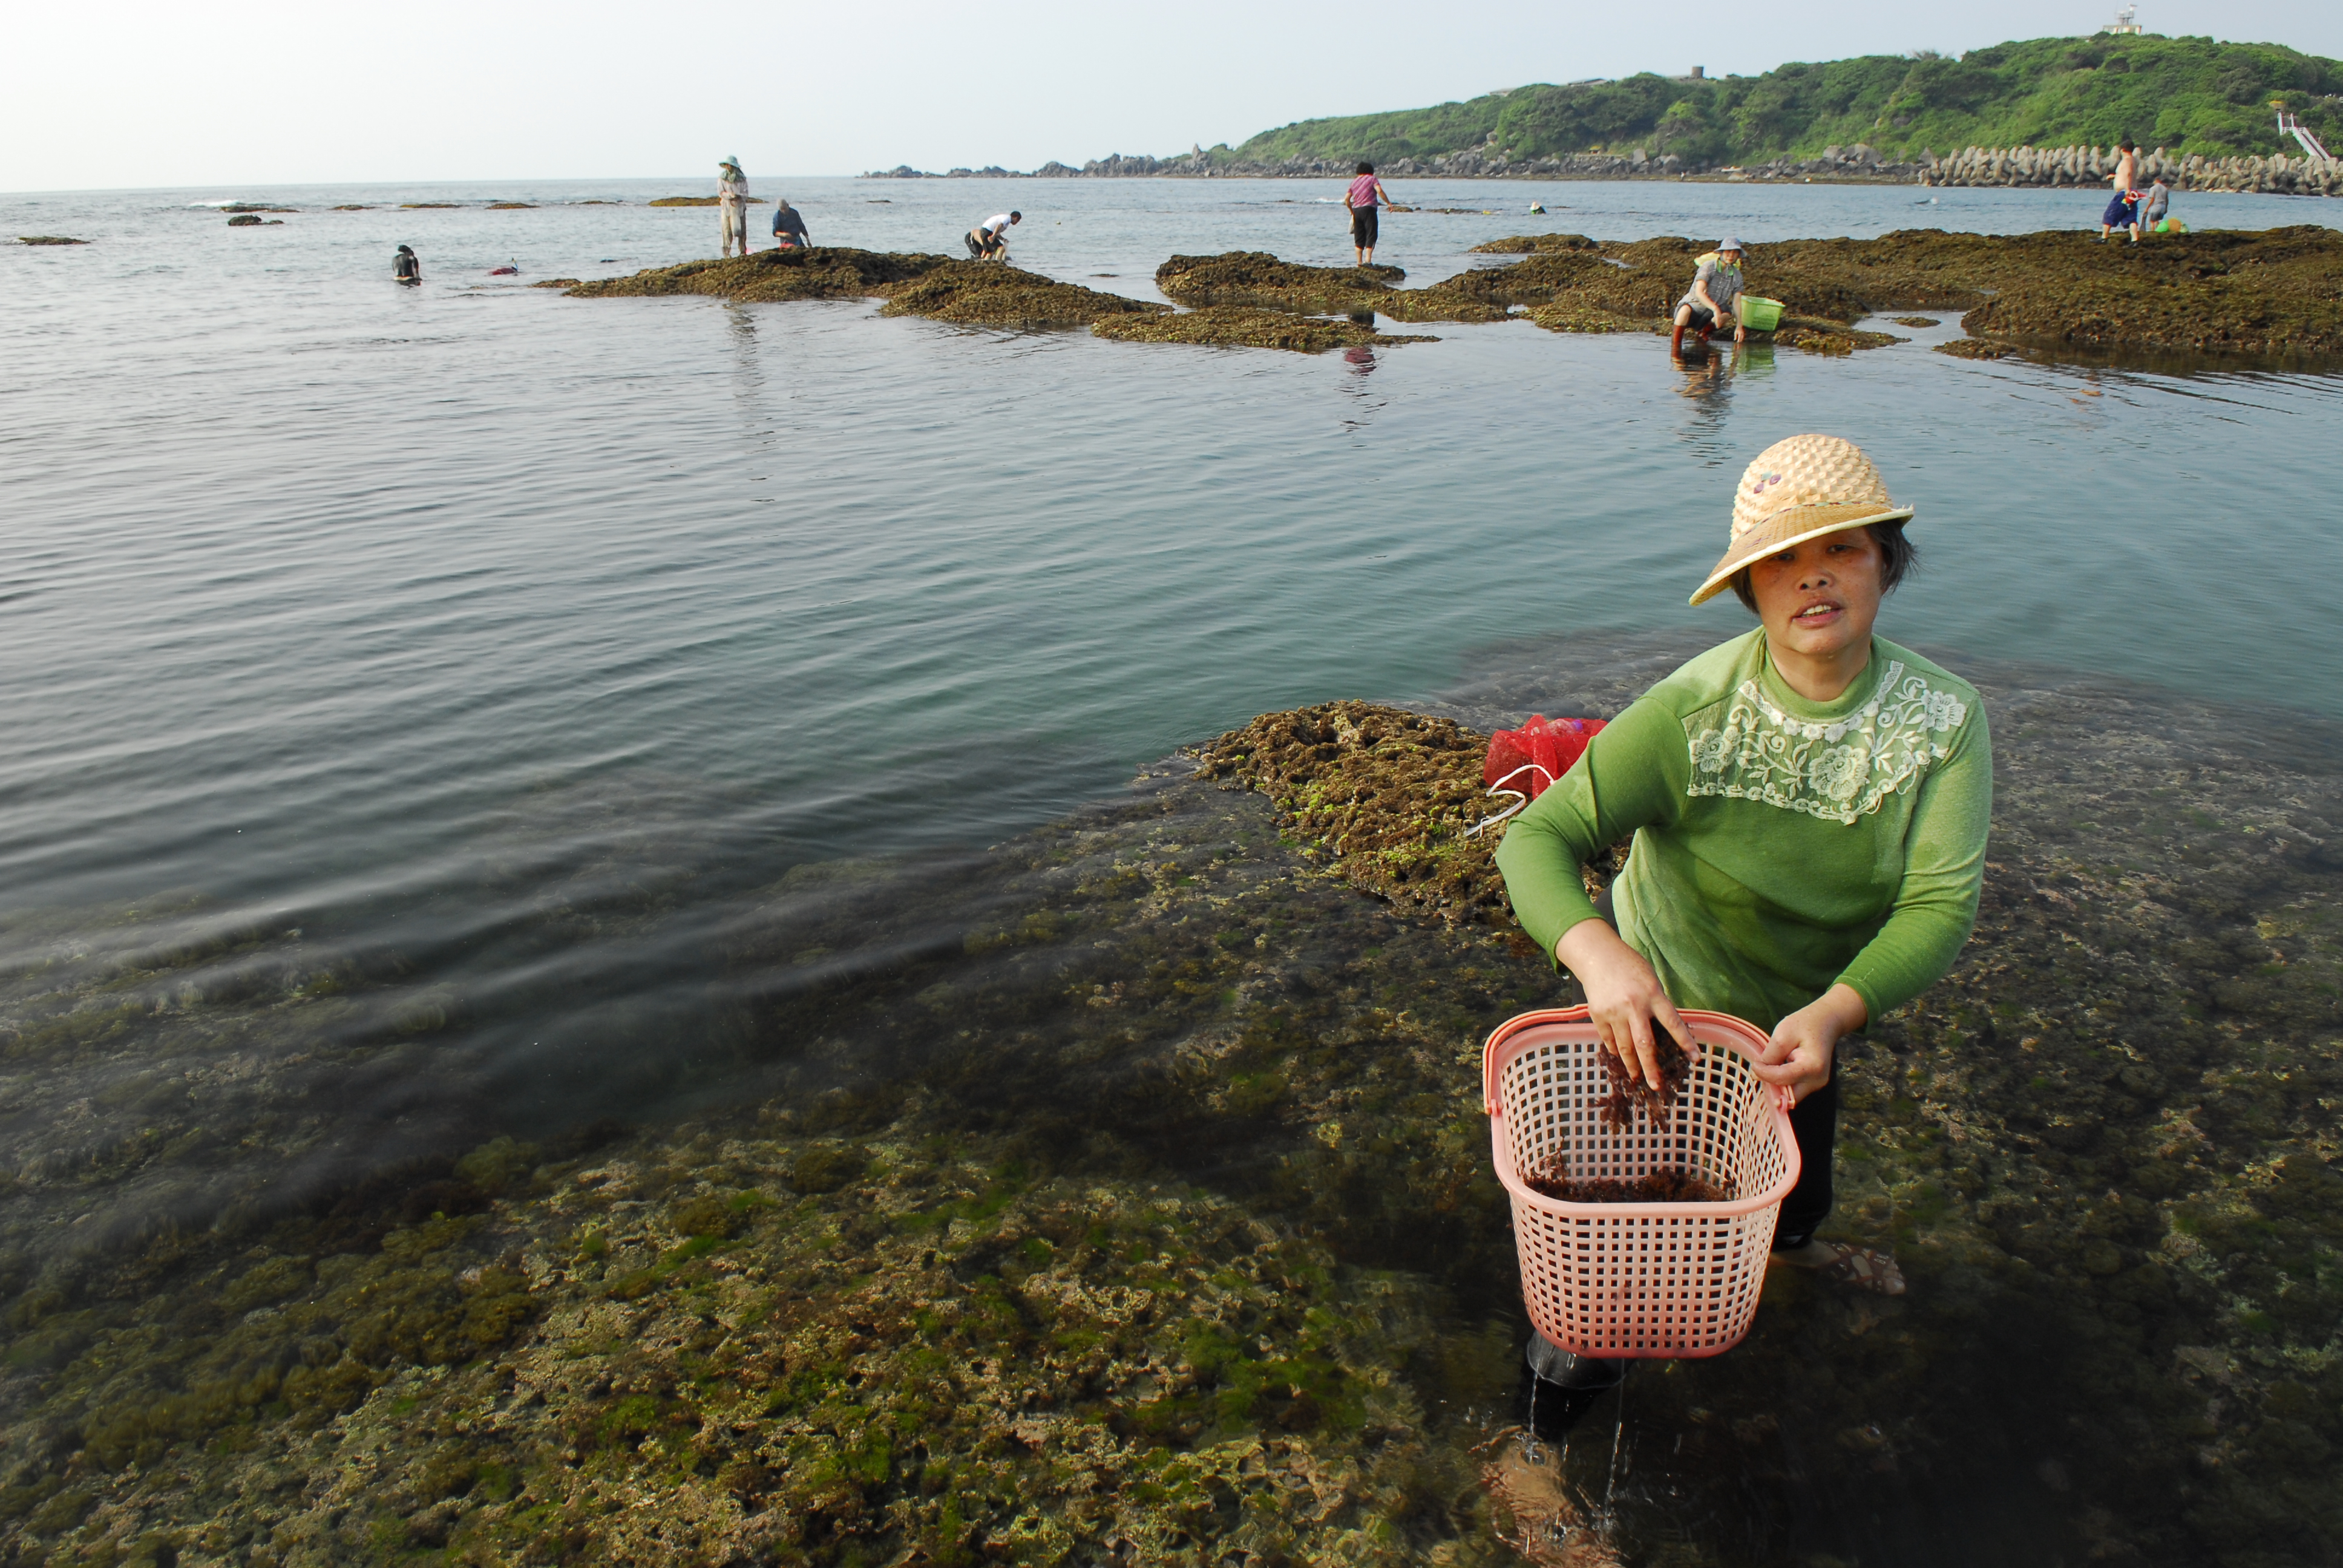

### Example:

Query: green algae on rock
xmin=529 ymin=278 xmax=583 ymax=289
xmin=1092 ymin=307 xmax=1432 ymax=354
xmin=1154 ymin=253 xmax=1404 ymax=316
xmin=486 ymin=202 xmax=537 ymax=211
xmin=1481 ymin=226 xmax=2343 ymax=359
xmin=877 ymin=264 xmax=1166 ymax=330
xmin=569 ymin=248 xmax=1166 ymax=332
xmin=7 ymin=639 xmax=2342 ymax=1566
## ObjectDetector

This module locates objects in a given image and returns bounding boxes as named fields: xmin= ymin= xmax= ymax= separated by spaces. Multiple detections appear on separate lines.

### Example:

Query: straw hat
xmin=1689 ymin=433 xmax=1914 ymax=606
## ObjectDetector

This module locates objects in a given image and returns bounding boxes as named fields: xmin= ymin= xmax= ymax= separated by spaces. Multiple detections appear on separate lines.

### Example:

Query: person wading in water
xmin=393 ymin=244 xmax=421 ymax=285
xmin=1496 ymin=433 xmax=1991 ymax=1298
xmin=1345 ymin=162 xmax=1392 ymax=267
xmin=718 ymin=156 xmax=750 ymax=257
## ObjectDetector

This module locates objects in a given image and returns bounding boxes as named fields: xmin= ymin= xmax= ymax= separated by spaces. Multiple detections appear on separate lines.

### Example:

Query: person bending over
xmin=1496 ymin=433 xmax=1991 ymax=1298
xmin=393 ymin=244 xmax=421 ymax=285
xmin=1671 ymin=238 xmax=1745 ymax=356
xmin=772 ymin=198 xmax=810 ymax=250
xmin=1346 ymin=162 xmax=1392 ymax=266
xmin=966 ymin=211 xmax=1020 ymax=261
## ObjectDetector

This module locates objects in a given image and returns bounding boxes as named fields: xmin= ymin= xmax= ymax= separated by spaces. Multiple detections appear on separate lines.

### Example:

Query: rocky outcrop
xmin=1092 ymin=307 xmax=1434 ymax=353
xmin=566 ymin=247 xmax=1164 ymax=331
xmin=18 ymin=235 xmax=88 ymax=245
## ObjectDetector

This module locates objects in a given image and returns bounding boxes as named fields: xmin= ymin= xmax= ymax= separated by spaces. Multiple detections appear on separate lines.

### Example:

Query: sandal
xmin=1814 ymin=1240 xmax=1905 ymax=1296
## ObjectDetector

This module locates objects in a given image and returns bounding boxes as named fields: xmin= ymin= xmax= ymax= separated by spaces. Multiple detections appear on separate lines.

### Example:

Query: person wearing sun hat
xmin=1671 ymin=237 xmax=1746 ymax=357
xmin=1497 ymin=433 xmax=1991 ymax=1298
xmin=717 ymin=155 xmax=750 ymax=258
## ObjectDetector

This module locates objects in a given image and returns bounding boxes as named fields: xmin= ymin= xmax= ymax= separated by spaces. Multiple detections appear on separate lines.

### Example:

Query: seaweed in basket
xmin=1593 ymin=1022 xmax=1691 ymax=1131
xmin=1522 ymin=1157 xmax=1738 ymax=1205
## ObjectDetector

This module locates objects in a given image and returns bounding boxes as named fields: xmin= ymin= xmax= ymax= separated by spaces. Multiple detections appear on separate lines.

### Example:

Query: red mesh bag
xmin=1483 ymin=715 xmax=1605 ymax=803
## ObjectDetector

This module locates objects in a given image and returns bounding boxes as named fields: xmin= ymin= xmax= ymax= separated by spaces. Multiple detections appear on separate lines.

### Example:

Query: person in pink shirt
xmin=1345 ymin=162 xmax=1392 ymax=266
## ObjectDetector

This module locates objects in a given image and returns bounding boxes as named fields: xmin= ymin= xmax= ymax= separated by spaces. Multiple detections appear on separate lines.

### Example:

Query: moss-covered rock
xmin=1092 ymin=307 xmax=1432 ymax=353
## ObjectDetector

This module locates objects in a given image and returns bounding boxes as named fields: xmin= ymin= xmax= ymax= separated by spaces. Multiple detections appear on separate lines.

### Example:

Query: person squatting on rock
xmin=718 ymin=156 xmax=750 ymax=257
xmin=770 ymin=198 xmax=810 ymax=250
xmin=1496 ymin=433 xmax=1993 ymax=1298
xmin=1346 ymin=162 xmax=1392 ymax=267
xmin=2100 ymin=139 xmax=2143 ymax=243
xmin=393 ymin=244 xmax=421 ymax=285
xmin=966 ymin=211 xmax=1020 ymax=261
xmin=1671 ymin=238 xmax=1745 ymax=356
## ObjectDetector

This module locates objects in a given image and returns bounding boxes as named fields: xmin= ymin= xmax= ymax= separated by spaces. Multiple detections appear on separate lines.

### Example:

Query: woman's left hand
xmin=1754 ymin=983 xmax=1868 ymax=1107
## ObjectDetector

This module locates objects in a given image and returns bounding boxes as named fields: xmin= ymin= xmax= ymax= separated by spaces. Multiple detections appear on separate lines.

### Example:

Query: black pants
xmin=1590 ymin=885 xmax=1837 ymax=1248
xmin=1349 ymin=206 xmax=1378 ymax=249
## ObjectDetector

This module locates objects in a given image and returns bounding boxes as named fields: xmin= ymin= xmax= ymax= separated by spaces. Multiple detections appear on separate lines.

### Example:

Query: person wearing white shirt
xmin=966 ymin=211 xmax=1020 ymax=261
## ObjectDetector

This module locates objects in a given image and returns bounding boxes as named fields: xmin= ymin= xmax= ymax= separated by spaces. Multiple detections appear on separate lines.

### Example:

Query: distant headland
xmin=865 ymin=31 xmax=2343 ymax=194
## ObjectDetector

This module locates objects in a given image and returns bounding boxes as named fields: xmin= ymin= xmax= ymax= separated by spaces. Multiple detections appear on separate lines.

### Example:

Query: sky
xmin=4 ymin=0 xmax=2338 ymax=192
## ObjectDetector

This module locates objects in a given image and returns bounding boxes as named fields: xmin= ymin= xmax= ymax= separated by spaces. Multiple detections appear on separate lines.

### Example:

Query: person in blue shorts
xmin=2099 ymin=140 xmax=2143 ymax=243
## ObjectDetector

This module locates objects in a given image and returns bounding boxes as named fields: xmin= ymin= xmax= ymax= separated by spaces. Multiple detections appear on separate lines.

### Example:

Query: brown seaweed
xmin=1522 ymin=1158 xmax=1738 ymax=1205
xmin=1092 ymin=307 xmax=1433 ymax=353
xmin=18 ymin=236 xmax=87 ymax=246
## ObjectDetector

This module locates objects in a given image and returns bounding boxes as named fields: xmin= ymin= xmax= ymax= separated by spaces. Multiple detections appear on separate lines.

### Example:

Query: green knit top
xmin=1493 ymin=629 xmax=1992 ymax=1031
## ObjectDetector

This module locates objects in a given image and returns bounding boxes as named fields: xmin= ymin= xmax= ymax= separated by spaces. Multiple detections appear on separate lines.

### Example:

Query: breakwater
xmin=1923 ymin=144 xmax=2343 ymax=195
xmin=867 ymin=142 xmax=2343 ymax=195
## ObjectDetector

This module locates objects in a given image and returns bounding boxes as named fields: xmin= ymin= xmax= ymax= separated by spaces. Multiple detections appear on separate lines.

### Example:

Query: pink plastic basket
xmin=1483 ymin=1006 xmax=1801 ymax=1358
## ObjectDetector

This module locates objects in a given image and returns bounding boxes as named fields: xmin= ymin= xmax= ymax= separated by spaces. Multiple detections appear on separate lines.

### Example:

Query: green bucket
xmin=1738 ymin=296 xmax=1784 ymax=332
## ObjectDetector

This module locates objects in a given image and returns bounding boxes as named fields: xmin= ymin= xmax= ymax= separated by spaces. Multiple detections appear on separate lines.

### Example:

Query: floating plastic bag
xmin=1468 ymin=715 xmax=1605 ymax=837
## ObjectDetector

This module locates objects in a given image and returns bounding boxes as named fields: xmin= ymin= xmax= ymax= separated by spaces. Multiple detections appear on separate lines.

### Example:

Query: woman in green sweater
xmin=1495 ymin=433 xmax=1991 ymax=1295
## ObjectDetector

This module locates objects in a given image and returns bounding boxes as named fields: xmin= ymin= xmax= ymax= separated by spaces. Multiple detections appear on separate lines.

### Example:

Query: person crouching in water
xmin=718 ymin=156 xmax=750 ymax=258
xmin=966 ymin=211 xmax=1019 ymax=261
xmin=1346 ymin=162 xmax=1392 ymax=267
xmin=1671 ymin=237 xmax=1746 ymax=357
xmin=771 ymin=198 xmax=810 ymax=250
xmin=1496 ymin=433 xmax=1991 ymax=1298
xmin=393 ymin=244 xmax=421 ymax=285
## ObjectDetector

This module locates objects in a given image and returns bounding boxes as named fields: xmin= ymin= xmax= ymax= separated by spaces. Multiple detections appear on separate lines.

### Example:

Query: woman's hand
xmin=1754 ymin=984 xmax=1868 ymax=1106
xmin=1554 ymin=918 xmax=1689 ymax=1092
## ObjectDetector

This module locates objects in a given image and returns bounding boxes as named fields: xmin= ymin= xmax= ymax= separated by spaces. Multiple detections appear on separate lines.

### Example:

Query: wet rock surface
xmin=1091 ymin=308 xmax=1433 ymax=354
xmin=1479 ymin=227 xmax=2343 ymax=359
xmin=17 ymin=237 xmax=88 ymax=246
xmin=1 ymin=632 xmax=2339 ymax=1566
xmin=567 ymin=249 xmax=1165 ymax=331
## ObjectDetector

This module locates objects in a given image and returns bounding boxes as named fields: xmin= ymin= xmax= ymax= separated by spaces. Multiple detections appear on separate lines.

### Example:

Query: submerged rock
xmin=17 ymin=236 xmax=87 ymax=246
xmin=4 ymin=639 xmax=2338 ymax=1565
xmin=1092 ymin=307 xmax=1432 ymax=353
xmin=486 ymin=202 xmax=536 ymax=211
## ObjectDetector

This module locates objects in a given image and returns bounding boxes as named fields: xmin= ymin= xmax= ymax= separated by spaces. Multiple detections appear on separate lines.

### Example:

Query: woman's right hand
xmin=1553 ymin=918 xmax=1690 ymax=1092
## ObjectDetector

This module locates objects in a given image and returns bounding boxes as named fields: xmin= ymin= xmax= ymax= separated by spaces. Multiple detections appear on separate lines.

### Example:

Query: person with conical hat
xmin=717 ymin=155 xmax=750 ymax=258
xmin=1497 ymin=434 xmax=1991 ymax=1299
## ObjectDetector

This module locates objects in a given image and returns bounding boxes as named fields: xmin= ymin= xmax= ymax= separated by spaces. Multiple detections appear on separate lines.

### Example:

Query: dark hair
xmin=2119 ymin=139 xmax=2137 ymax=152
xmin=1728 ymin=520 xmax=1918 ymax=613
xmin=1356 ymin=161 xmax=1375 ymax=175
xmin=1009 ymin=210 xmax=1022 ymax=221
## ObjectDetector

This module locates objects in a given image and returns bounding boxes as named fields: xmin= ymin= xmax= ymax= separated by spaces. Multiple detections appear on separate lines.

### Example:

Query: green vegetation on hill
xmin=1222 ymin=33 xmax=2343 ymax=165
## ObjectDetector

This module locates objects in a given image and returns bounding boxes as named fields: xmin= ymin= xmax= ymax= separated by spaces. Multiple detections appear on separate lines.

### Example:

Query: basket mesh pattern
xmin=1490 ymin=1013 xmax=1796 ymax=1358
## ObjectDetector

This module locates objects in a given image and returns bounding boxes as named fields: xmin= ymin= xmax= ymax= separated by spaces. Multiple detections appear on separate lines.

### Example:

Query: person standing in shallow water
xmin=1496 ymin=433 xmax=1993 ymax=1297
xmin=1345 ymin=162 xmax=1392 ymax=267
xmin=393 ymin=244 xmax=420 ymax=285
xmin=718 ymin=156 xmax=750 ymax=257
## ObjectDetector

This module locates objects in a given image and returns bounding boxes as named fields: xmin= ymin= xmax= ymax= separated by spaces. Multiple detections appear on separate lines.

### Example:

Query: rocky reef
xmin=1478 ymin=226 xmax=2343 ymax=359
xmin=1090 ymin=309 xmax=1432 ymax=354
xmin=0 ymin=633 xmax=2339 ymax=1565
xmin=16 ymin=237 xmax=86 ymax=246
xmin=1156 ymin=248 xmax=1899 ymax=349
xmin=649 ymin=196 xmax=769 ymax=207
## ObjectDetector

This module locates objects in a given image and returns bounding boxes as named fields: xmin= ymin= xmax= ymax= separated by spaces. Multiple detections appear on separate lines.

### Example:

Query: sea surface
xmin=4 ymin=175 xmax=2343 ymax=1564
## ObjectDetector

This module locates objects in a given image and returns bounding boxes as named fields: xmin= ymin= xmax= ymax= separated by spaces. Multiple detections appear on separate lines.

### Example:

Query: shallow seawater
xmin=3 ymin=178 xmax=2342 ymax=1564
